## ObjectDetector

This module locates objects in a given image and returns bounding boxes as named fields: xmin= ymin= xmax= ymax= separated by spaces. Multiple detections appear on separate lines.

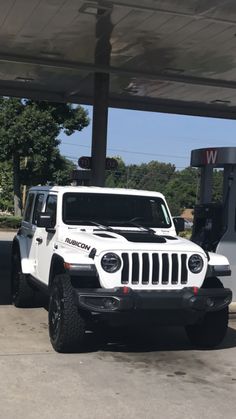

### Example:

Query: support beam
xmin=199 ymin=166 xmax=213 ymax=204
xmin=2 ymin=53 xmax=236 ymax=90
xmin=91 ymin=72 xmax=110 ymax=186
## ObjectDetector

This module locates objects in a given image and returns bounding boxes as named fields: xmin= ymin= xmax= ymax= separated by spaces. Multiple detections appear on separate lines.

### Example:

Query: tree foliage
xmin=0 ymin=98 xmax=89 ymax=215
xmin=105 ymin=158 xmax=223 ymax=215
xmin=164 ymin=167 xmax=199 ymax=214
xmin=0 ymin=161 xmax=14 ymax=213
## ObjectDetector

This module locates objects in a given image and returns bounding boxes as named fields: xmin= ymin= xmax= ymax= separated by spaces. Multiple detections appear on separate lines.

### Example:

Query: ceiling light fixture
xmin=211 ymin=99 xmax=231 ymax=104
xmin=15 ymin=77 xmax=34 ymax=82
xmin=40 ymin=51 xmax=63 ymax=58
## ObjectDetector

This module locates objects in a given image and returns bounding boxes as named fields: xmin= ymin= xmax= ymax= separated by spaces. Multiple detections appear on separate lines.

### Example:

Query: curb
xmin=0 ymin=229 xmax=18 ymax=232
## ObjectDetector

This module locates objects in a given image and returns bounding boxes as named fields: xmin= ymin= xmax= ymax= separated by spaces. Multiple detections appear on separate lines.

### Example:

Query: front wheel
xmin=185 ymin=306 xmax=229 ymax=349
xmin=48 ymin=274 xmax=86 ymax=353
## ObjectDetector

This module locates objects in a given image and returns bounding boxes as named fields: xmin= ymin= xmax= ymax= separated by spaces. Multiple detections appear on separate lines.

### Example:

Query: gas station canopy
xmin=1 ymin=0 xmax=236 ymax=119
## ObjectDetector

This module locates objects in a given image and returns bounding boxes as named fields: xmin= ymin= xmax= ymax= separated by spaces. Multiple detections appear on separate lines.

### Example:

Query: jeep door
xmin=23 ymin=192 xmax=46 ymax=276
xmin=36 ymin=194 xmax=58 ymax=285
xmin=20 ymin=192 xmax=37 ymax=274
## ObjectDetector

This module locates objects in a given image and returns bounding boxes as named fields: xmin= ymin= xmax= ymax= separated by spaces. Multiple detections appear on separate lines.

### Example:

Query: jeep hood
xmin=59 ymin=228 xmax=205 ymax=256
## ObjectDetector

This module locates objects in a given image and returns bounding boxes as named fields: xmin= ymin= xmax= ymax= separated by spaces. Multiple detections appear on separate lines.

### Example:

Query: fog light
xmin=206 ymin=298 xmax=214 ymax=308
xmin=81 ymin=296 xmax=120 ymax=311
xmin=102 ymin=297 xmax=120 ymax=310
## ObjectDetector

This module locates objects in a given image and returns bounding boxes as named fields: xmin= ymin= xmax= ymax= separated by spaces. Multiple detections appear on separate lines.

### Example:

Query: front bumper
xmin=75 ymin=286 xmax=232 ymax=314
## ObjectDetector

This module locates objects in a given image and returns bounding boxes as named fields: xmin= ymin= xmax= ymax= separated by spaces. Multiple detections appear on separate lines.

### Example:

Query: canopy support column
xmin=91 ymin=72 xmax=109 ymax=186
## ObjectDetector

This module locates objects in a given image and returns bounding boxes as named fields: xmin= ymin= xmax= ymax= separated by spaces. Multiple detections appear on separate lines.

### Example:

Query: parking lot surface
xmin=1 ymin=231 xmax=236 ymax=419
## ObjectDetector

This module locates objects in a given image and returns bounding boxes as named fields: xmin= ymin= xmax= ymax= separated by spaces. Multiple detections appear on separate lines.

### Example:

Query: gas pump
xmin=191 ymin=147 xmax=236 ymax=300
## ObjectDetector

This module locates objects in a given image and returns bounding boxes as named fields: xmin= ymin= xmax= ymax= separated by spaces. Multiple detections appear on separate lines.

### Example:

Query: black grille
xmin=142 ymin=253 xmax=149 ymax=284
xmin=171 ymin=254 xmax=179 ymax=284
xmin=181 ymin=254 xmax=188 ymax=284
xmin=152 ymin=253 xmax=159 ymax=284
xmin=121 ymin=253 xmax=129 ymax=284
xmin=131 ymin=253 xmax=139 ymax=284
xmin=162 ymin=253 xmax=169 ymax=284
xmin=121 ymin=252 xmax=188 ymax=286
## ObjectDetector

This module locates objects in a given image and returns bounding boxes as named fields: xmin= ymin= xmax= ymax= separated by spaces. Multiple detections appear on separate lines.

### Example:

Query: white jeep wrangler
xmin=12 ymin=186 xmax=232 ymax=352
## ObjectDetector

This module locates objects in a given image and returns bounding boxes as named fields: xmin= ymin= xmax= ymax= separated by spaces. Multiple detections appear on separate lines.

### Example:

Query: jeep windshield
xmin=62 ymin=193 xmax=172 ymax=228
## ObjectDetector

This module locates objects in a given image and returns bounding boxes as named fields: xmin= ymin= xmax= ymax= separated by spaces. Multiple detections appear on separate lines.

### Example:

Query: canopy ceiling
xmin=1 ymin=0 xmax=236 ymax=118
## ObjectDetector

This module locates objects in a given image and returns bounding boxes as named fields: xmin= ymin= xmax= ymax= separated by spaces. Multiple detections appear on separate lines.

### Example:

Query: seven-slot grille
xmin=121 ymin=252 xmax=188 ymax=286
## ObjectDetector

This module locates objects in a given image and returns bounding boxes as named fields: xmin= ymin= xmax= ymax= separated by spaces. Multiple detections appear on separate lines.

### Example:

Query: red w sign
xmin=205 ymin=149 xmax=218 ymax=165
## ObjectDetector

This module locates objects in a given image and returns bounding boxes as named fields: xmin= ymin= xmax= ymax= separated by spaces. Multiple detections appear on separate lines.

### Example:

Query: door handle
xmin=36 ymin=237 xmax=43 ymax=244
xmin=27 ymin=233 xmax=33 ymax=239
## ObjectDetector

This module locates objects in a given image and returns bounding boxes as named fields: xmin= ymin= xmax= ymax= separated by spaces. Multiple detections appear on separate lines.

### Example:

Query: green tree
xmin=107 ymin=159 xmax=225 ymax=216
xmin=137 ymin=161 xmax=175 ymax=192
xmin=0 ymin=98 xmax=89 ymax=215
xmin=52 ymin=157 xmax=77 ymax=186
xmin=212 ymin=169 xmax=223 ymax=202
xmin=105 ymin=159 xmax=176 ymax=192
xmin=105 ymin=157 xmax=127 ymax=188
xmin=165 ymin=167 xmax=199 ymax=214
xmin=0 ymin=162 xmax=14 ymax=213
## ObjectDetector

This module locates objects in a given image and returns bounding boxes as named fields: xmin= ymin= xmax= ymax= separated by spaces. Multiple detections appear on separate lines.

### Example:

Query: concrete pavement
xmin=1 ymin=231 xmax=236 ymax=419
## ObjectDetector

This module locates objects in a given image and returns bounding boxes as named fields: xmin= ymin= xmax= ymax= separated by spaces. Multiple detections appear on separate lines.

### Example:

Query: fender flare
xmin=12 ymin=235 xmax=31 ymax=274
xmin=48 ymin=254 xmax=66 ymax=288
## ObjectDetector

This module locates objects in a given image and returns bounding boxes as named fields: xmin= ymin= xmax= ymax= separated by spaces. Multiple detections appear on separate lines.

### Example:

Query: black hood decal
xmin=112 ymin=230 xmax=166 ymax=243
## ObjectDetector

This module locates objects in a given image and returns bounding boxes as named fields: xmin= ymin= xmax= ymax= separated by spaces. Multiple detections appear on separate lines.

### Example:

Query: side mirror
xmin=173 ymin=217 xmax=185 ymax=234
xmin=37 ymin=212 xmax=55 ymax=232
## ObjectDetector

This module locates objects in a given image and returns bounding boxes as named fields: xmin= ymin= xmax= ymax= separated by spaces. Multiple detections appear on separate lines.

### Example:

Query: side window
xmin=32 ymin=194 xmax=45 ymax=225
xmin=23 ymin=193 xmax=35 ymax=223
xmin=45 ymin=195 xmax=57 ymax=227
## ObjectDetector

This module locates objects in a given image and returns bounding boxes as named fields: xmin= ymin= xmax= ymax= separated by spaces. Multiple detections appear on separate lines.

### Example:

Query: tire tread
xmin=49 ymin=274 xmax=86 ymax=353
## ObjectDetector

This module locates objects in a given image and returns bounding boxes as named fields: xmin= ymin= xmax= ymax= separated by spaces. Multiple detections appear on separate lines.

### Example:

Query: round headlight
xmin=101 ymin=253 xmax=121 ymax=273
xmin=188 ymin=254 xmax=204 ymax=274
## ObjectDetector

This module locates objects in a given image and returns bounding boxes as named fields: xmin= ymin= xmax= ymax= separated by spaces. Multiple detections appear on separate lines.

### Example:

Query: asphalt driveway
xmin=1 ymin=231 xmax=236 ymax=419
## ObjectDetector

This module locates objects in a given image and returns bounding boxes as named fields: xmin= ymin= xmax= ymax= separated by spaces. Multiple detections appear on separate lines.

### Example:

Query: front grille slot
xmin=171 ymin=253 xmax=178 ymax=284
xmin=162 ymin=253 xmax=169 ymax=284
xmin=132 ymin=253 xmax=139 ymax=284
xmin=121 ymin=253 xmax=129 ymax=284
xmin=152 ymin=253 xmax=159 ymax=284
xmin=181 ymin=254 xmax=188 ymax=284
xmin=142 ymin=253 xmax=149 ymax=284
xmin=120 ymin=252 xmax=188 ymax=287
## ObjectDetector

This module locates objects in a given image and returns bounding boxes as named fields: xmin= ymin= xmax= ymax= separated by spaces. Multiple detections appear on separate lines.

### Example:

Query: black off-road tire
xmin=48 ymin=274 xmax=86 ymax=353
xmin=185 ymin=306 xmax=228 ymax=349
xmin=185 ymin=277 xmax=229 ymax=349
xmin=11 ymin=251 xmax=35 ymax=308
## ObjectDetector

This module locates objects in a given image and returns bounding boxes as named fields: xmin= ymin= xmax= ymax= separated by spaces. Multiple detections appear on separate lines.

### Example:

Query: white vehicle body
xmin=15 ymin=186 xmax=229 ymax=291
xmin=12 ymin=186 xmax=232 ymax=352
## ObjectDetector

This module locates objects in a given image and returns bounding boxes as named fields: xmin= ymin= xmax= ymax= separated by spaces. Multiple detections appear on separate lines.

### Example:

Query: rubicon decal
xmin=65 ymin=238 xmax=91 ymax=251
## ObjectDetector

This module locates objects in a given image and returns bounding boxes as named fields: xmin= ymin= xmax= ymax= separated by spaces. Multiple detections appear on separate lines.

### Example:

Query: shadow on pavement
xmin=88 ymin=323 xmax=236 ymax=353
xmin=0 ymin=240 xmax=12 ymax=305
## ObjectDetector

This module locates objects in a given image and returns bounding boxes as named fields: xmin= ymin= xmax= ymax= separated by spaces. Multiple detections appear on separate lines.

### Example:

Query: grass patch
xmin=0 ymin=215 xmax=22 ymax=229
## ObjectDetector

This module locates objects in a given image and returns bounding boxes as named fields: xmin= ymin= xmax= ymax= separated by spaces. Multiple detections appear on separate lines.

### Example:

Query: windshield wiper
xmin=104 ymin=217 xmax=157 ymax=235
xmin=127 ymin=217 xmax=157 ymax=235
xmin=68 ymin=217 xmax=160 ymax=236
xmin=67 ymin=219 xmax=116 ymax=233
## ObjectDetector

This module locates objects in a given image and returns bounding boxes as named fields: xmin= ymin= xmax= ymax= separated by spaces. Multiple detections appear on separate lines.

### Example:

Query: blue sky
xmin=59 ymin=106 xmax=236 ymax=170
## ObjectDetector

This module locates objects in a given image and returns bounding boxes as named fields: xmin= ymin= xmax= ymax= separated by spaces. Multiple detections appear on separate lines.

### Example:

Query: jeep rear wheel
xmin=185 ymin=306 xmax=228 ymax=349
xmin=49 ymin=274 xmax=86 ymax=353
xmin=11 ymin=251 xmax=35 ymax=307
